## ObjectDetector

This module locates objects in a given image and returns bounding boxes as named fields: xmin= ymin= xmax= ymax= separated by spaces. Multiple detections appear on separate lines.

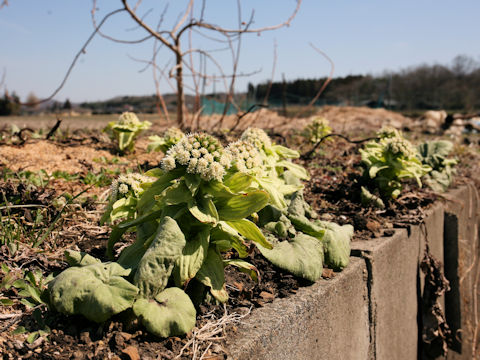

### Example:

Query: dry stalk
xmin=175 ymin=305 xmax=252 ymax=360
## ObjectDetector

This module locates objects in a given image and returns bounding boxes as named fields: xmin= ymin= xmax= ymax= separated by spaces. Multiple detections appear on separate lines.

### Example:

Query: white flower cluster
xmin=240 ymin=127 xmax=272 ymax=150
xmin=226 ymin=140 xmax=263 ymax=174
xmin=384 ymin=136 xmax=416 ymax=158
xmin=161 ymin=133 xmax=232 ymax=181
xmin=111 ymin=173 xmax=154 ymax=199
xmin=117 ymin=112 xmax=141 ymax=126
xmin=163 ymin=127 xmax=184 ymax=145
xmin=377 ymin=126 xmax=401 ymax=139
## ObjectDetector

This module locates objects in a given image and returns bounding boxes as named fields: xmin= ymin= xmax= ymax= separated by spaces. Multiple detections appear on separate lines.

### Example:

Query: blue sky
xmin=0 ymin=0 xmax=478 ymax=102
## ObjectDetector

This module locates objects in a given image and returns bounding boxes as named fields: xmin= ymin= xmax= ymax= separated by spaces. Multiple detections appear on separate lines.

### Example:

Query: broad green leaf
xmin=196 ymin=247 xmax=228 ymax=302
xmin=257 ymin=233 xmax=323 ymax=282
xmin=256 ymin=177 xmax=287 ymax=209
xmin=276 ymin=160 xmax=309 ymax=180
xmin=316 ymin=220 xmax=353 ymax=270
xmin=223 ymin=172 xmax=254 ymax=193
xmin=288 ymin=214 xmax=325 ymax=240
xmin=184 ymin=174 xmax=202 ymax=196
xmin=211 ymin=224 xmax=248 ymax=258
xmin=65 ymin=250 xmax=101 ymax=267
xmin=134 ymin=217 xmax=186 ymax=298
xmin=133 ymin=287 xmax=196 ymax=338
xmin=118 ymin=209 xmax=163 ymax=229
xmin=223 ymin=259 xmax=259 ymax=282
xmin=137 ymin=169 xmax=184 ymax=213
xmin=226 ymin=219 xmax=272 ymax=249
xmin=48 ymin=262 xmax=138 ymax=322
xmin=173 ymin=229 xmax=210 ymax=286
xmin=272 ymin=144 xmax=300 ymax=159
xmin=156 ymin=181 xmax=193 ymax=206
xmin=188 ymin=198 xmax=219 ymax=225
xmin=216 ymin=190 xmax=269 ymax=220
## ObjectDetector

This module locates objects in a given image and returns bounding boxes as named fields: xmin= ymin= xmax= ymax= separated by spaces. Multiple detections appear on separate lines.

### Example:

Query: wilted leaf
xmin=316 ymin=220 xmax=353 ymax=270
xmin=173 ymin=229 xmax=210 ymax=286
xmin=196 ymin=247 xmax=228 ymax=302
xmin=257 ymin=233 xmax=323 ymax=282
xmin=65 ymin=250 xmax=101 ymax=267
xmin=134 ymin=217 xmax=186 ymax=298
xmin=48 ymin=262 xmax=138 ymax=322
xmin=133 ymin=287 xmax=196 ymax=338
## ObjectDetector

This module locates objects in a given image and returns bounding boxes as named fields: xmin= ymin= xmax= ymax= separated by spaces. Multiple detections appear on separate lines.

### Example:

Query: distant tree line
xmin=248 ymin=55 xmax=480 ymax=112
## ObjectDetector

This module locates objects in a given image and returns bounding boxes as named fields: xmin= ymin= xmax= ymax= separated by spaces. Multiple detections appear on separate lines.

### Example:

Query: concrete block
xmin=443 ymin=184 xmax=480 ymax=359
xmin=225 ymin=257 xmax=370 ymax=360
xmin=351 ymin=228 xmax=419 ymax=360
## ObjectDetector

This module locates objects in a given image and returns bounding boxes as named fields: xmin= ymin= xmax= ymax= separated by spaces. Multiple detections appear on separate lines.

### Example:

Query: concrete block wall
xmin=225 ymin=184 xmax=480 ymax=360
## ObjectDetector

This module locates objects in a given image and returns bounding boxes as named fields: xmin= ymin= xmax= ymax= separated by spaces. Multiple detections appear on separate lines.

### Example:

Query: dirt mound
xmin=0 ymin=138 xmax=161 ymax=174
xmin=313 ymin=106 xmax=413 ymax=134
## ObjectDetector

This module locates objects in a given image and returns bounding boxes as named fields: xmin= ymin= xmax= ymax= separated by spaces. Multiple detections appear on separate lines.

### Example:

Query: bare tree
xmin=90 ymin=0 xmax=303 ymax=128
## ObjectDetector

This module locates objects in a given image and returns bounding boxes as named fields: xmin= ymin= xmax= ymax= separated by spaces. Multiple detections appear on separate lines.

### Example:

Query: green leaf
xmin=184 ymin=174 xmax=202 ymax=196
xmin=0 ymin=298 xmax=14 ymax=306
xmin=173 ymin=229 xmax=210 ymax=286
xmin=65 ymin=250 xmax=101 ymax=267
xmin=137 ymin=169 xmax=184 ymax=213
xmin=276 ymin=160 xmax=309 ymax=180
xmin=316 ymin=220 xmax=353 ymax=270
xmin=26 ymin=332 xmax=39 ymax=344
xmin=257 ymin=233 xmax=324 ymax=282
xmin=288 ymin=215 xmax=325 ymax=240
xmin=188 ymin=198 xmax=218 ymax=225
xmin=196 ymin=247 xmax=228 ymax=302
xmin=272 ymin=144 xmax=300 ymax=159
xmin=158 ymin=181 xmax=193 ymax=206
xmin=12 ymin=326 xmax=26 ymax=334
xmin=211 ymin=225 xmax=248 ymax=258
xmin=134 ymin=217 xmax=186 ymax=298
xmin=223 ymin=259 xmax=259 ymax=282
xmin=133 ymin=287 xmax=196 ymax=338
xmin=223 ymin=172 xmax=254 ymax=193
xmin=216 ymin=190 xmax=269 ymax=220
xmin=225 ymin=219 xmax=272 ymax=249
xmin=48 ymin=262 xmax=138 ymax=322
xmin=255 ymin=177 xmax=287 ymax=209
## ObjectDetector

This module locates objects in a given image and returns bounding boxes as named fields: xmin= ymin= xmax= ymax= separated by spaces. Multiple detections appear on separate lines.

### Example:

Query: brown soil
xmin=0 ymin=109 xmax=479 ymax=359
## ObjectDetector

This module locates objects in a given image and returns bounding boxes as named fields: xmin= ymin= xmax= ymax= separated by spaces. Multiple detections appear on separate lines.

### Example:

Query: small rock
xmin=322 ymin=268 xmax=335 ymax=279
xmin=259 ymin=291 xmax=275 ymax=302
xmin=122 ymin=345 xmax=140 ymax=360
xmin=72 ymin=350 xmax=85 ymax=360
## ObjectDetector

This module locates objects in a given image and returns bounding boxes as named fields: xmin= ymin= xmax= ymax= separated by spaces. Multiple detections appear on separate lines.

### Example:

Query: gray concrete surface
xmin=225 ymin=257 xmax=370 ymax=360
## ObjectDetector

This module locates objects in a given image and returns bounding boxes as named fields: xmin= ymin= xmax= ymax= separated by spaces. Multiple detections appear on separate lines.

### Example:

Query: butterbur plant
xmin=303 ymin=116 xmax=332 ymax=144
xmin=240 ymin=127 xmax=309 ymax=209
xmin=47 ymin=132 xmax=271 ymax=338
xmin=100 ymin=173 xmax=155 ymax=225
xmin=147 ymin=127 xmax=185 ymax=153
xmin=103 ymin=112 xmax=151 ymax=153
xmin=417 ymin=140 xmax=457 ymax=192
xmin=360 ymin=127 xmax=431 ymax=204
xmin=45 ymin=129 xmax=353 ymax=339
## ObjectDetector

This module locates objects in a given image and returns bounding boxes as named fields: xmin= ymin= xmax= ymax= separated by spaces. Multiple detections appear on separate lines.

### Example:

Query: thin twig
xmin=301 ymin=134 xmax=379 ymax=160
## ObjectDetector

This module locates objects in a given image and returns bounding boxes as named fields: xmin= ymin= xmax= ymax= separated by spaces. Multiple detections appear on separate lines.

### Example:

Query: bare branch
xmin=21 ymin=8 xmax=125 ymax=107
xmin=172 ymin=0 xmax=194 ymax=34
xmin=91 ymin=1 xmax=153 ymax=44
xmin=121 ymin=0 xmax=177 ymax=53
xmin=179 ymin=0 xmax=302 ymax=37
